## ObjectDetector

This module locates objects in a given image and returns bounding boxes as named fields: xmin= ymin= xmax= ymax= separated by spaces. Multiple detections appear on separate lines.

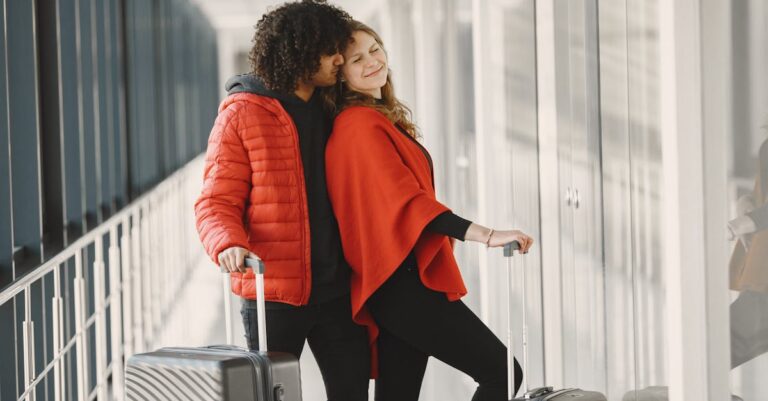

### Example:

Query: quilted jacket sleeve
xmin=194 ymin=104 xmax=252 ymax=264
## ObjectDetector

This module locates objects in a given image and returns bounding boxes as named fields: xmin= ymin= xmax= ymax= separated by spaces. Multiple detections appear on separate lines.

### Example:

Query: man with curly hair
xmin=194 ymin=1 xmax=370 ymax=399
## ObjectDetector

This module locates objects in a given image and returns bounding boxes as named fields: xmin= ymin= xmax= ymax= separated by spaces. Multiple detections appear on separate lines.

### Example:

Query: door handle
xmin=573 ymin=189 xmax=580 ymax=209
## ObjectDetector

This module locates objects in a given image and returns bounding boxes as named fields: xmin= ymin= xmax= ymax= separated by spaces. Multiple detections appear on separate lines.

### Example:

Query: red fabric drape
xmin=326 ymin=106 xmax=468 ymax=377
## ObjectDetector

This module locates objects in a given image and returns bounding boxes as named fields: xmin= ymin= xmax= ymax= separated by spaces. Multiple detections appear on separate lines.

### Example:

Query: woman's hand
xmin=465 ymin=223 xmax=534 ymax=253
xmin=488 ymin=230 xmax=534 ymax=253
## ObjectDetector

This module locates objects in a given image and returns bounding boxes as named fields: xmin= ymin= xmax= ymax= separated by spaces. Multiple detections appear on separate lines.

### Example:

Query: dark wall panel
xmin=96 ymin=0 xmax=114 ymax=219
xmin=58 ymin=0 xmax=84 ymax=245
xmin=7 ymin=0 xmax=44 ymax=276
xmin=78 ymin=0 xmax=99 ymax=230
xmin=0 ymin=0 xmax=13 ymax=290
xmin=37 ymin=0 xmax=65 ymax=259
xmin=112 ymin=0 xmax=128 ymax=208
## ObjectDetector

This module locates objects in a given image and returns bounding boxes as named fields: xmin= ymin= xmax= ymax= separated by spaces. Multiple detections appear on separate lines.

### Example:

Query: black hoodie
xmin=226 ymin=74 xmax=350 ymax=307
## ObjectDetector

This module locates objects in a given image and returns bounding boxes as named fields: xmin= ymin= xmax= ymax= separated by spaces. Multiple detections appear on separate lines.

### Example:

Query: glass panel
xmin=7 ymin=0 xmax=43 ymax=275
xmin=477 ymin=0 xmax=544 ymax=389
xmin=729 ymin=0 xmax=768 ymax=399
xmin=79 ymin=0 xmax=100 ymax=229
xmin=95 ymin=0 xmax=114 ymax=217
xmin=625 ymin=0 xmax=666 ymax=393
xmin=59 ymin=0 xmax=85 ymax=243
xmin=0 ymin=0 xmax=13 ymax=289
xmin=552 ymin=0 xmax=606 ymax=391
xmin=599 ymin=1 xmax=666 ymax=398
xmin=598 ymin=0 xmax=637 ymax=398
xmin=111 ymin=0 xmax=128 ymax=207
xmin=412 ymin=0 xmax=479 ymax=399
xmin=37 ymin=0 xmax=65 ymax=257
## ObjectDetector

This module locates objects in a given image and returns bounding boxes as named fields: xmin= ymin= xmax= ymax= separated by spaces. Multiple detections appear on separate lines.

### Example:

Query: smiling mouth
xmin=365 ymin=65 xmax=384 ymax=78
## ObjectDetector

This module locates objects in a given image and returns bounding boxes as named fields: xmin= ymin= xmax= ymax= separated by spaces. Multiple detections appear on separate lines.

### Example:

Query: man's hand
xmin=218 ymin=247 xmax=259 ymax=273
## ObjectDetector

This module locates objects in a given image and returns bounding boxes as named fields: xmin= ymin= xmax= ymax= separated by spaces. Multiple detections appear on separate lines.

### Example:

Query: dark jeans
xmin=367 ymin=259 xmax=523 ymax=401
xmin=241 ymin=295 xmax=370 ymax=401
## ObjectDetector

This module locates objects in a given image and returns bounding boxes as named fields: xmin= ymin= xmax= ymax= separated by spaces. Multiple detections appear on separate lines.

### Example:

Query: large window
xmin=0 ymin=0 xmax=218 ymax=399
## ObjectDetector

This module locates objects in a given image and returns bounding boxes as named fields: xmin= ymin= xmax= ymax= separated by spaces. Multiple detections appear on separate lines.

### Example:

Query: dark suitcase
xmin=125 ymin=258 xmax=302 ymax=401
xmin=503 ymin=242 xmax=606 ymax=401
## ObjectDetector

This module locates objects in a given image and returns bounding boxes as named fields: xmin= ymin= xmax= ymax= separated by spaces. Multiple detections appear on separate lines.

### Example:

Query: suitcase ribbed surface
xmin=126 ymin=359 xmax=225 ymax=401
xmin=125 ymin=346 xmax=267 ymax=401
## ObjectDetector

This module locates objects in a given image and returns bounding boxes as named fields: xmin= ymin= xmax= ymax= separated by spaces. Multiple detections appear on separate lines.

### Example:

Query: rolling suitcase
xmin=503 ymin=241 xmax=606 ymax=401
xmin=125 ymin=257 xmax=302 ymax=401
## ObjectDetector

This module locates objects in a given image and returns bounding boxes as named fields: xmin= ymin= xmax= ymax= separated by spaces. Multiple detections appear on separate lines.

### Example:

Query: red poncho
xmin=326 ymin=106 xmax=468 ymax=377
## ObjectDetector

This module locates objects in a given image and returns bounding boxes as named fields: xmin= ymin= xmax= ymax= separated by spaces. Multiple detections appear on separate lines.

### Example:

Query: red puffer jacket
xmin=194 ymin=92 xmax=311 ymax=305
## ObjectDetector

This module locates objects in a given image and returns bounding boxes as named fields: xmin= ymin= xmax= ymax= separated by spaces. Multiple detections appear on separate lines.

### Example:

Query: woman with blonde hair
xmin=326 ymin=21 xmax=532 ymax=401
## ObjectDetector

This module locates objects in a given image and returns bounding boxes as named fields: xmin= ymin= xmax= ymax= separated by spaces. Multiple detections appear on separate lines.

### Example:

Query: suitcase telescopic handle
xmin=502 ymin=240 xmax=527 ymax=399
xmin=244 ymin=257 xmax=268 ymax=353
xmin=221 ymin=257 xmax=268 ymax=352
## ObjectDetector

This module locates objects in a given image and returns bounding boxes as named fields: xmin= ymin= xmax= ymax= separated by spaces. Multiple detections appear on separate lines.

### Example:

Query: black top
xmin=426 ymin=211 xmax=472 ymax=241
xmin=278 ymin=91 xmax=351 ymax=305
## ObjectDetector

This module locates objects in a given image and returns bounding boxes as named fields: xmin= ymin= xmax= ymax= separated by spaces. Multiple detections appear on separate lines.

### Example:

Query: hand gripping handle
xmin=221 ymin=257 xmax=267 ymax=352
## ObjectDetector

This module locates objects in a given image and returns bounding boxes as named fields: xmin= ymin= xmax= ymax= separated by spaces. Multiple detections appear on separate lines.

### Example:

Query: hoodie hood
xmin=225 ymin=74 xmax=303 ymax=104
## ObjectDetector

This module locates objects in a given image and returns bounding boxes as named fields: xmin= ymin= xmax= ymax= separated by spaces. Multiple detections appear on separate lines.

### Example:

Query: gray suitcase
xmin=621 ymin=386 xmax=743 ymax=401
xmin=503 ymin=242 xmax=606 ymax=401
xmin=125 ymin=258 xmax=302 ymax=401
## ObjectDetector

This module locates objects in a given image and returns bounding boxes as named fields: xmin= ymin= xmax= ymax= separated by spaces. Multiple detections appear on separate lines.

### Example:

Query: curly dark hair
xmin=249 ymin=0 xmax=352 ymax=94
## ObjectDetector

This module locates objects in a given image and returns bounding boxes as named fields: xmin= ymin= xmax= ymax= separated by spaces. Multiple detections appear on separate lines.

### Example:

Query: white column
xmin=535 ymin=0 xmax=564 ymax=388
xmin=659 ymin=0 xmax=726 ymax=399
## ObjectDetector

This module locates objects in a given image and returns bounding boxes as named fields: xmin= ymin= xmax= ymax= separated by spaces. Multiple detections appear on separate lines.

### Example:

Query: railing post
xmin=73 ymin=249 xmax=89 ymax=401
xmin=131 ymin=211 xmax=144 ymax=352
xmin=149 ymin=195 xmax=161 ymax=343
xmin=120 ymin=215 xmax=134 ymax=358
xmin=109 ymin=225 xmax=125 ymax=401
xmin=159 ymin=192 xmax=170 ymax=345
xmin=52 ymin=263 xmax=65 ymax=401
xmin=120 ymin=215 xmax=133 ymax=360
xmin=93 ymin=236 xmax=108 ymax=400
xmin=174 ymin=181 xmax=183 ymax=342
xmin=22 ymin=286 xmax=36 ymax=401
xmin=140 ymin=202 xmax=153 ymax=349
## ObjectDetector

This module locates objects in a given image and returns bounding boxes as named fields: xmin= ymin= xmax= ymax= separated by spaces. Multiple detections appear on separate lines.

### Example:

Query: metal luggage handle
xmin=503 ymin=240 xmax=522 ymax=257
xmin=221 ymin=257 xmax=268 ymax=353
xmin=502 ymin=240 xmax=528 ymax=399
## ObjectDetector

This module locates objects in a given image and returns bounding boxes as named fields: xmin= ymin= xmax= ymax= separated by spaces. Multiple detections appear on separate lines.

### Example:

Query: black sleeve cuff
xmin=425 ymin=211 xmax=473 ymax=241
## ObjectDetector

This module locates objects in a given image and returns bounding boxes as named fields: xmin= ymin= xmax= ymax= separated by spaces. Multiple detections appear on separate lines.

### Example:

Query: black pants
xmin=367 ymin=259 xmax=523 ymax=401
xmin=241 ymin=295 xmax=370 ymax=401
xmin=731 ymin=290 xmax=768 ymax=368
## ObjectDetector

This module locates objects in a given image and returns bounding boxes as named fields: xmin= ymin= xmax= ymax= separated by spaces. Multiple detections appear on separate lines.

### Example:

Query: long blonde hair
xmin=324 ymin=21 xmax=419 ymax=139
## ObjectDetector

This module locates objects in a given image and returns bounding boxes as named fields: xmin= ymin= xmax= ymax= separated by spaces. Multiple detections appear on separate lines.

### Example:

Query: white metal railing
xmin=0 ymin=155 xmax=210 ymax=401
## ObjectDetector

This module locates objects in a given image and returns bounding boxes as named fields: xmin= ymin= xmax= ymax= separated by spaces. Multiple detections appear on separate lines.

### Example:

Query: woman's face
xmin=341 ymin=30 xmax=388 ymax=99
